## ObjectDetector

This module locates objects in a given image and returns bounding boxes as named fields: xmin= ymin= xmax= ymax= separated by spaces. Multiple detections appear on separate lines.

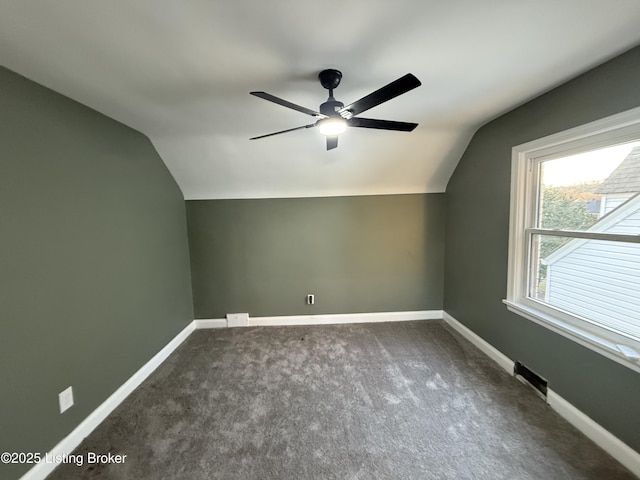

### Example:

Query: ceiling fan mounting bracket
xmin=318 ymin=69 xmax=342 ymax=90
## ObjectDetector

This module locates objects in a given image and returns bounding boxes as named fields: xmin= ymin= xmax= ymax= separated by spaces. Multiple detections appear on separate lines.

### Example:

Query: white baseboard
xmin=194 ymin=311 xmax=442 ymax=329
xmin=443 ymin=311 xmax=640 ymax=478
xmin=442 ymin=311 xmax=515 ymax=374
xmin=193 ymin=318 xmax=227 ymax=329
xmin=248 ymin=310 xmax=443 ymax=327
xmin=20 ymin=321 xmax=196 ymax=480
xmin=547 ymin=390 xmax=640 ymax=477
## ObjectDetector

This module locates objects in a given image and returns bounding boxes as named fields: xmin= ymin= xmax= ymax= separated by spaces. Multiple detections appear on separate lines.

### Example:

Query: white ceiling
xmin=2 ymin=1 xmax=640 ymax=199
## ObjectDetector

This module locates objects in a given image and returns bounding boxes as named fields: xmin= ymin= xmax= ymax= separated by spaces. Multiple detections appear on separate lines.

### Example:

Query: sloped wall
xmin=0 ymin=67 xmax=194 ymax=480
xmin=444 ymin=45 xmax=640 ymax=451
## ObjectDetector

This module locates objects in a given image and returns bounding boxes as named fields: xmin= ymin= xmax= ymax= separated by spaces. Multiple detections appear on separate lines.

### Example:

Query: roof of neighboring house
xmin=595 ymin=146 xmax=640 ymax=194
xmin=542 ymin=193 xmax=640 ymax=265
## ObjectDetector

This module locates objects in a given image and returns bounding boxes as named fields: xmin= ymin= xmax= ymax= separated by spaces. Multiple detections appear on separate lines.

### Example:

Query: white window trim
xmin=505 ymin=106 xmax=640 ymax=373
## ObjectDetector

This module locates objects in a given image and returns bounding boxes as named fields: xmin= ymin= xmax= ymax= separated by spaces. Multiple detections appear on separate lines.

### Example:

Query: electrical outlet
xmin=59 ymin=386 xmax=74 ymax=414
xmin=306 ymin=294 xmax=315 ymax=305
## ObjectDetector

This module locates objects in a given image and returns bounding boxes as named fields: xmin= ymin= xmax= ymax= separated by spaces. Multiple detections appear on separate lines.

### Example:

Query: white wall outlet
xmin=59 ymin=386 xmax=74 ymax=414
xmin=306 ymin=294 xmax=315 ymax=305
xmin=226 ymin=313 xmax=249 ymax=328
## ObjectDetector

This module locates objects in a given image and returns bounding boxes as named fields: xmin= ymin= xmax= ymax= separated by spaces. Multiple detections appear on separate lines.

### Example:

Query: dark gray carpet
xmin=46 ymin=320 xmax=636 ymax=479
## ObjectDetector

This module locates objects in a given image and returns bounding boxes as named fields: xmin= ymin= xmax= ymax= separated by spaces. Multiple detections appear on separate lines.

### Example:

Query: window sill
xmin=502 ymin=299 xmax=640 ymax=374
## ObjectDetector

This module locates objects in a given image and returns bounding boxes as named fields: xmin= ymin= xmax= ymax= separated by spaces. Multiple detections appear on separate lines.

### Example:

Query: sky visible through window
xmin=542 ymin=140 xmax=640 ymax=186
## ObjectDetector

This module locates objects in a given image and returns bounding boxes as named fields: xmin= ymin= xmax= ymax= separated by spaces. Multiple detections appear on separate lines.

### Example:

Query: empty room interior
xmin=2 ymin=2 xmax=640 ymax=479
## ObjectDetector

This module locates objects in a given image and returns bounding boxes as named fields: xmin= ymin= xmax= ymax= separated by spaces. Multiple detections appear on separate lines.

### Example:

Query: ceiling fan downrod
xmin=318 ymin=69 xmax=345 ymax=122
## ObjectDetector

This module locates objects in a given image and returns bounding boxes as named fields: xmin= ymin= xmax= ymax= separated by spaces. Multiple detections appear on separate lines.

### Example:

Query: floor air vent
xmin=514 ymin=361 xmax=548 ymax=399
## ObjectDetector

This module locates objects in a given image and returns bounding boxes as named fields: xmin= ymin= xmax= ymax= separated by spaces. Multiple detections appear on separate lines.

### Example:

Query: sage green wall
xmin=187 ymin=194 xmax=444 ymax=318
xmin=0 ymin=67 xmax=194 ymax=479
xmin=444 ymin=45 xmax=640 ymax=451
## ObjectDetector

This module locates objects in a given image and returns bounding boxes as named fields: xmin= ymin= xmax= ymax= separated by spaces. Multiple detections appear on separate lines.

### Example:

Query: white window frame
xmin=504 ymin=106 xmax=640 ymax=373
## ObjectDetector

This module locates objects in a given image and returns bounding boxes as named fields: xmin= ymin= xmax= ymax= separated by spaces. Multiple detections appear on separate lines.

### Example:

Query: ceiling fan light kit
xmin=317 ymin=118 xmax=347 ymax=136
xmin=250 ymin=69 xmax=421 ymax=150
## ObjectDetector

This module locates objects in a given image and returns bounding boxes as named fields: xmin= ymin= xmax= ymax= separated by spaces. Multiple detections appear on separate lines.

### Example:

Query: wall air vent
xmin=514 ymin=361 xmax=548 ymax=399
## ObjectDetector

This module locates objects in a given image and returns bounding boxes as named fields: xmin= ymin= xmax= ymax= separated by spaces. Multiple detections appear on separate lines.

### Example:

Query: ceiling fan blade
xmin=250 ymin=123 xmax=316 ymax=140
xmin=250 ymin=91 xmax=326 ymax=118
xmin=348 ymin=117 xmax=418 ymax=132
xmin=326 ymin=136 xmax=338 ymax=150
xmin=339 ymin=74 xmax=421 ymax=117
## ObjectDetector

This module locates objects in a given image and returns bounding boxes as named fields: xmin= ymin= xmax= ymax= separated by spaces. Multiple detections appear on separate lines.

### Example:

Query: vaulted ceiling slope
xmin=2 ymin=1 xmax=640 ymax=199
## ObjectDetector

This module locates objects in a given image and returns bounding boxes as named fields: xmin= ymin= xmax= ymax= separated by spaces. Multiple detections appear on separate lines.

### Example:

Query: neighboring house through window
xmin=505 ymin=108 xmax=640 ymax=372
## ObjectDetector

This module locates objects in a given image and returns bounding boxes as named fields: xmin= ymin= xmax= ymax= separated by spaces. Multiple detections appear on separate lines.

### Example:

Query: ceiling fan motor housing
xmin=320 ymin=99 xmax=344 ymax=117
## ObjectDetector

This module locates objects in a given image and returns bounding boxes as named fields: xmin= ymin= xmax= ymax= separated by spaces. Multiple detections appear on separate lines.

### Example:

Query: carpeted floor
xmin=46 ymin=320 xmax=636 ymax=479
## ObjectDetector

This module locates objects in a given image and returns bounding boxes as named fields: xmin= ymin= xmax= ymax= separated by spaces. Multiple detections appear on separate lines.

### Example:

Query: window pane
xmin=537 ymin=142 xmax=640 ymax=230
xmin=529 ymin=234 xmax=640 ymax=339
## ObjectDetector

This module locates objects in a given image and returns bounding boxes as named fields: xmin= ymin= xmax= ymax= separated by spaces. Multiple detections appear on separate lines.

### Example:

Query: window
xmin=505 ymin=107 xmax=640 ymax=372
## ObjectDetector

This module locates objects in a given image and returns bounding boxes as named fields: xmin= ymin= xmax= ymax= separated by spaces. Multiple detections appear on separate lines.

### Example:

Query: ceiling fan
xmin=250 ymin=69 xmax=422 ymax=150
